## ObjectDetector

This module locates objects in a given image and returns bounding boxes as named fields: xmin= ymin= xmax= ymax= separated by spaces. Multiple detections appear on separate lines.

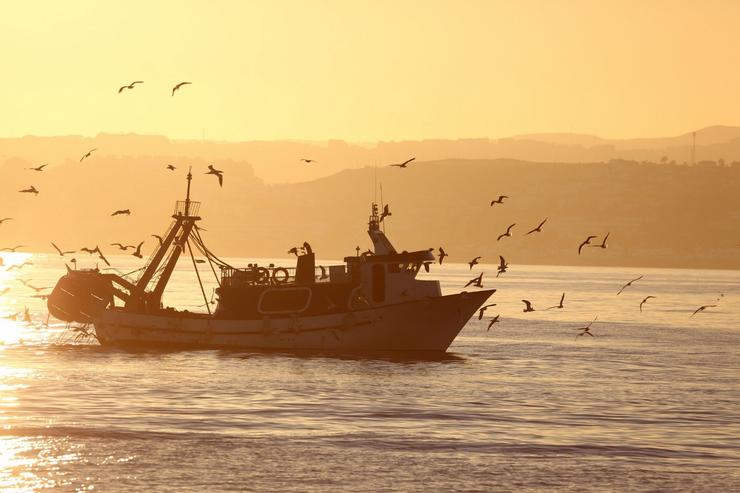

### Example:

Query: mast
xmin=125 ymin=172 xmax=201 ymax=312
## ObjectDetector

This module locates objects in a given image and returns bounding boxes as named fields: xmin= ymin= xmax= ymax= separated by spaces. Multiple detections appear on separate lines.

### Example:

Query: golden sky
xmin=1 ymin=0 xmax=739 ymax=141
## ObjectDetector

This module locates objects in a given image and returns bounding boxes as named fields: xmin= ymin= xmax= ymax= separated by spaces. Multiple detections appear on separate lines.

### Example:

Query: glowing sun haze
xmin=2 ymin=0 xmax=739 ymax=141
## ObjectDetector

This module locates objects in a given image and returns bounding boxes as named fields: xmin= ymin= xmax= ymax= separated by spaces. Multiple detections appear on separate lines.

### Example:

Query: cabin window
xmin=258 ymin=288 xmax=312 ymax=314
xmin=372 ymin=264 xmax=385 ymax=302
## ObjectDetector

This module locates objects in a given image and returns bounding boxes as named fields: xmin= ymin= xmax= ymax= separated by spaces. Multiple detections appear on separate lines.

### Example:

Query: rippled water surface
xmin=0 ymin=253 xmax=738 ymax=491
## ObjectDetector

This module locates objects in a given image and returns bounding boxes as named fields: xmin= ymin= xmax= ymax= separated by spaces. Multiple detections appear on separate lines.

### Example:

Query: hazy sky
xmin=1 ymin=0 xmax=739 ymax=142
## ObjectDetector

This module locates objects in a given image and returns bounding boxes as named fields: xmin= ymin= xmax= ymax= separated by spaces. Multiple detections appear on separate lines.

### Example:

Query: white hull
xmin=94 ymin=290 xmax=493 ymax=352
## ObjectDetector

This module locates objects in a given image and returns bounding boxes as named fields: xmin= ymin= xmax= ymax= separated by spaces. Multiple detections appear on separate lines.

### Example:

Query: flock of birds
xmin=387 ymin=158 xmax=726 ymax=338
xmin=0 ymin=95 xmax=730 ymax=341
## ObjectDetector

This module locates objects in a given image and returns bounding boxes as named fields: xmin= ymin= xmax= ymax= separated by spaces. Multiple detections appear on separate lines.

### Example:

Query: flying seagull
xmin=525 ymin=218 xmax=548 ymax=235
xmin=690 ymin=305 xmax=716 ymax=317
xmin=0 ymin=218 xmax=13 ymax=225
xmin=379 ymin=204 xmax=391 ymax=222
xmin=110 ymin=243 xmax=134 ymax=251
xmin=464 ymin=272 xmax=484 ymax=288
xmin=639 ymin=296 xmax=656 ymax=312
xmin=578 ymin=235 xmax=597 ymax=255
xmin=300 ymin=158 xmax=317 ymax=164
xmin=206 ymin=164 xmax=223 ymax=187
xmin=1 ymin=245 xmax=26 ymax=252
xmin=132 ymin=241 xmax=145 ymax=259
xmin=28 ymin=164 xmax=48 ymax=171
xmin=478 ymin=302 xmax=497 ymax=320
xmin=171 ymin=81 xmax=191 ymax=96
xmin=166 ymin=164 xmax=176 ymax=171
xmin=490 ymin=195 xmax=508 ymax=206
xmin=521 ymin=299 xmax=535 ymax=312
xmin=389 ymin=157 xmax=415 ymax=168
xmin=487 ymin=315 xmax=500 ymax=331
xmin=51 ymin=242 xmax=75 ymax=256
xmin=546 ymin=292 xmax=566 ymax=310
xmin=111 ymin=209 xmax=131 ymax=216
xmin=438 ymin=247 xmax=448 ymax=265
xmin=118 ymin=81 xmax=143 ymax=93
xmin=497 ymin=223 xmax=515 ymax=241
xmin=496 ymin=255 xmax=508 ymax=277
xmin=574 ymin=316 xmax=598 ymax=338
xmin=617 ymin=275 xmax=643 ymax=295
xmin=468 ymin=256 xmax=481 ymax=270
xmin=19 ymin=186 xmax=39 ymax=195
xmin=151 ymin=234 xmax=163 ymax=246
xmin=80 ymin=148 xmax=96 ymax=162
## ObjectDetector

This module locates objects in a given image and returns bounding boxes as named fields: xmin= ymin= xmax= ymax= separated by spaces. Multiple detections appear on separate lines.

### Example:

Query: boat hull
xmin=93 ymin=290 xmax=494 ymax=352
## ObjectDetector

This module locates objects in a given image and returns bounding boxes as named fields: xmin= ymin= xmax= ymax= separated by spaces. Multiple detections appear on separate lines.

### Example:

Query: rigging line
xmin=190 ymin=229 xmax=221 ymax=287
xmin=186 ymin=239 xmax=211 ymax=316
xmin=192 ymin=228 xmax=237 ymax=270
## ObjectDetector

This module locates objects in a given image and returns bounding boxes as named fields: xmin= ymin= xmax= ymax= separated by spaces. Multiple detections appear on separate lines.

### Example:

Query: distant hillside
xmin=1 ymin=126 xmax=740 ymax=184
xmin=1 ymin=157 xmax=738 ymax=270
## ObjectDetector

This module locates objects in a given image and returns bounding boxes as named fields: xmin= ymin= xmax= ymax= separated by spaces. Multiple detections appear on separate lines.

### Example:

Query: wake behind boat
xmin=47 ymin=172 xmax=493 ymax=352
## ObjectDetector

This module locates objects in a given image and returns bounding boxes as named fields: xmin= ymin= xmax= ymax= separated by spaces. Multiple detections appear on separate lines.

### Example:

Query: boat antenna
xmin=185 ymin=166 xmax=192 ymax=216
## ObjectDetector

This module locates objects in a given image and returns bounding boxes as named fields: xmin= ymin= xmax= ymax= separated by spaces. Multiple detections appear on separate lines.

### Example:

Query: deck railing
xmin=220 ymin=264 xmax=344 ymax=287
xmin=173 ymin=200 xmax=201 ymax=217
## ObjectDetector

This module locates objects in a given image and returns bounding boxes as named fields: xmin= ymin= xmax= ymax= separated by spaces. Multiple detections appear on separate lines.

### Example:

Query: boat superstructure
xmin=48 ymin=173 xmax=493 ymax=352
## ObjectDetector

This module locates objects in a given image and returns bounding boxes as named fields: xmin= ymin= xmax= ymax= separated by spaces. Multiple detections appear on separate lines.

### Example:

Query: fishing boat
xmin=47 ymin=172 xmax=494 ymax=352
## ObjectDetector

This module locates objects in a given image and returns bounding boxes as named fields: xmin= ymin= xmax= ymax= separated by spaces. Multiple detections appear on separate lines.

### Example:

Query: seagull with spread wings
xmin=118 ymin=81 xmax=144 ymax=93
xmin=389 ymin=157 xmax=415 ymax=168
xmin=617 ymin=275 xmax=643 ymax=295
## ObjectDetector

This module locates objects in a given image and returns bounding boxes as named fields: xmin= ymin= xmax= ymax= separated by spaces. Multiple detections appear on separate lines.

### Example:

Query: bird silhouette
xmin=318 ymin=265 xmax=329 ymax=280
xmin=690 ymin=305 xmax=716 ymax=317
xmin=151 ymin=234 xmax=163 ymax=246
xmin=300 ymin=158 xmax=317 ymax=164
xmin=0 ymin=218 xmax=13 ymax=225
xmin=521 ymin=299 xmax=535 ymax=312
xmin=487 ymin=315 xmax=500 ymax=331
xmin=110 ymin=243 xmax=134 ymax=251
xmin=525 ymin=218 xmax=548 ymax=235
xmin=1 ymin=245 xmax=26 ymax=252
xmin=574 ymin=316 xmax=598 ymax=338
xmin=288 ymin=247 xmax=299 ymax=256
xmin=590 ymin=232 xmax=610 ymax=249
xmin=6 ymin=261 xmax=33 ymax=271
xmin=389 ymin=157 xmax=415 ymax=168
xmin=80 ymin=148 xmax=96 ymax=162
xmin=80 ymin=246 xmax=97 ymax=254
xmin=497 ymin=223 xmax=516 ymax=241
xmin=468 ymin=256 xmax=481 ymax=270
xmin=496 ymin=255 xmax=508 ymax=277
xmin=617 ymin=275 xmax=643 ymax=295
xmin=546 ymin=292 xmax=566 ymax=310
xmin=171 ymin=81 xmax=191 ymax=96
xmin=639 ymin=295 xmax=656 ymax=312
xmin=464 ymin=273 xmax=484 ymax=288
xmin=111 ymin=209 xmax=131 ymax=216
xmin=438 ymin=247 xmax=448 ymax=265
xmin=51 ymin=242 xmax=75 ymax=256
xmin=206 ymin=164 xmax=224 ymax=187
xmin=118 ymin=81 xmax=143 ymax=93
xmin=578 ymin=235 xmax=597 ymax=254
xmin=166 ymin=164 xmax=176 ymax=171
xmin=19 ymin=186 xmax=39 ymax=195
xmin=478 ymin=303 xmax=497 ymax=320
xmin=490 ymin=195 xmax=508 ymax=206
xmin=132 ymin=241 xmax=145 ymax=259
xmin=27 ymin=164 xmax=48 ymax=171
xmin=379 ymin=204 xmax=392 ymax=222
